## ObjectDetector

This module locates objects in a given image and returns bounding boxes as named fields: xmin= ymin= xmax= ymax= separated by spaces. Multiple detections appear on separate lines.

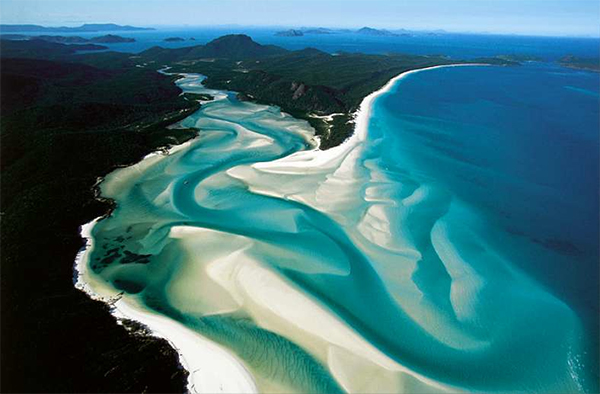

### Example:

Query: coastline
xmin=73 ymin=64 xmax=485 ymax=393
xmin=2 ymin=60 xmax=201 ymax=391
xmin=247 ymin=64 xmax=487 ymax=206
xmin=73 ymin=72 xmax=265 ymax=393
xmin=74 ymin=206 xmax=259 ymax=394
xmin=74 ymin=143 xmax=259 ymax=394
xmin=258 ymin=64 xmax=488 ymax=169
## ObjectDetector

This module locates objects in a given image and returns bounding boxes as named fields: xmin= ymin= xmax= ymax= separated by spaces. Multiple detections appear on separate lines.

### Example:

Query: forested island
xmin=2 ymin=34 xmax=509 ymax=148
xmin=560 ymin=55 xmax=600 ymax=72
xmin=356 ymin=26 xmax=401 ymax=36
xmin=275 ymin=29 xmax=304 ymax=37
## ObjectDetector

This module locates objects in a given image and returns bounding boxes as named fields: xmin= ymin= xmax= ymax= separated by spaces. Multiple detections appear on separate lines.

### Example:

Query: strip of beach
xmin=75 ymin=221 xmax=259 ymax=393
xmin=252 ymin=64 xmax=487 ymax=176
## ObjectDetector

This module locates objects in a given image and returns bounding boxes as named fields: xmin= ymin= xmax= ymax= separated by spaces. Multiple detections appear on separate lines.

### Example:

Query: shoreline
xmin=251 ymin=64 xmax=486 ymax=181
xmin=73 ymin=64 xmax=485 ymax=393
xmin=354 ymin=64 xmax=489 ymax=142
xmin=73 ymin=142 xmax=259 ymax=393
xmin=73 ymin=73 xmax=261 ymax=394
xmin=74 ymin=214 xmax=259 ymax=394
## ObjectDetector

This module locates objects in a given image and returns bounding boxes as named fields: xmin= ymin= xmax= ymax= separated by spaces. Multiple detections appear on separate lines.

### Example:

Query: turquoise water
xmin=84 ymin=64 xmax=599 ymax=393
xmin=364 ymin=63 xmax=599 ymax=391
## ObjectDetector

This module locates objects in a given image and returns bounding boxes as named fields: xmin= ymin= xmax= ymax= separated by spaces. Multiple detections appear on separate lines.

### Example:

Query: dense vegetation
xmin=0 ymin=55 xmax=200 ymax=393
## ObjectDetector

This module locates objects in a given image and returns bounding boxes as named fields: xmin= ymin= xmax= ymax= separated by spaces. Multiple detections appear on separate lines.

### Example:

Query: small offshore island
xmin=164 ymin=36 xmax=186 ymax=42
xmin=275 ymin=29 xmax=304 ymax=37
xmin=1 ymin=26 xmax=599 ymax=394
xmin=560 ymin=55 xmax=600 ymax=72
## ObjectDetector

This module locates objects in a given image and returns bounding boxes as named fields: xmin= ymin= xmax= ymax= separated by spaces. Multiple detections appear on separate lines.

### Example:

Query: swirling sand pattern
xmin=82 ymin=71 xmax=593 ymax=393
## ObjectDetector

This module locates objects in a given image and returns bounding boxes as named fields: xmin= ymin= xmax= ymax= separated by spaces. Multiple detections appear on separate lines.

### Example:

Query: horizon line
xmin=1 ymin=22 xmax=599 ymax=39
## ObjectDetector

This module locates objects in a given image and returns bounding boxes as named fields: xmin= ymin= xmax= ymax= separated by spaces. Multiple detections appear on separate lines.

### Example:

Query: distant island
xmin=30 ymin=35 xmax=89 ymax=43
xmin=0 ymin=23 xmax=154 ymax=33
xmin=0 ymin=34 xmax=30 ymax=41
xmin=559 ymin=55 xmax=600 ymax=72
xmin=272 ymin=26 xmax=448 ymax=37
xmin=0 ymin=34 xmax=135 ymax=44
xmin=275 ymin=29 xmax=304 ymax=37
xmin=356 ymin=27 xmax=400 ymax=37
xmin=275 ymin=28 xmax=337 ymax=37
xmin=163 ymin=37 xmax=186 ymax=42
xmin=89 ymin=34 xmax=136 ymax=43
xmin=303 ymin=27 xmax=335 ymax=34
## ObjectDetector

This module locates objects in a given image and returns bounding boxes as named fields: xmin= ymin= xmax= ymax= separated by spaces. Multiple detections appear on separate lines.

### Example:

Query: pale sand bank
xmin=75 ymin=220 xmax=258 ymax=394
xmin=168 ymin=226 xmax=458 ymax=393
xmin=73 ymin=66 xmax=483 ymax=393
xmin=252 ymin=64 xmax=487 ymax=175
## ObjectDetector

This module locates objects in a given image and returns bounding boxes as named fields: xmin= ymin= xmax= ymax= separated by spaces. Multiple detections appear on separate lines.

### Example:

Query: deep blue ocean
xmin=370 ymin=63 xmax=599 ymax=388
xmin=374 ymin=63 xmax=600 ymax=312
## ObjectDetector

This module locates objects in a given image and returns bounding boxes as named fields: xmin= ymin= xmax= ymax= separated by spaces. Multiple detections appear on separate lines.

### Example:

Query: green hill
xmin=139 ymin=34 xmax=288 ymax=62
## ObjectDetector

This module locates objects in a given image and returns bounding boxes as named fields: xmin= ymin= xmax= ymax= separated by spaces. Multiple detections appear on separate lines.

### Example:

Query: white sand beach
xmin=73 ymin=66 xmax=484 ymax=394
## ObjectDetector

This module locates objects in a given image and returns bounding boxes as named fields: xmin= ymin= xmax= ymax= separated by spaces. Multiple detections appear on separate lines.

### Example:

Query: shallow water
xmin=83 ymin=65 xmax=599 ymax=393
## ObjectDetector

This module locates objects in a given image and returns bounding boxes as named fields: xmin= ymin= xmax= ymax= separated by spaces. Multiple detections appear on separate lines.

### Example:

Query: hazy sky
xmin=1 ymin=0 xmax=599 ymax=37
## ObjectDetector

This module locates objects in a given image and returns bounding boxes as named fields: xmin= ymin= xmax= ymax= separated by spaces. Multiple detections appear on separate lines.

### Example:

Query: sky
xmin=1 ymin=0 xmax=599 ymax=37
